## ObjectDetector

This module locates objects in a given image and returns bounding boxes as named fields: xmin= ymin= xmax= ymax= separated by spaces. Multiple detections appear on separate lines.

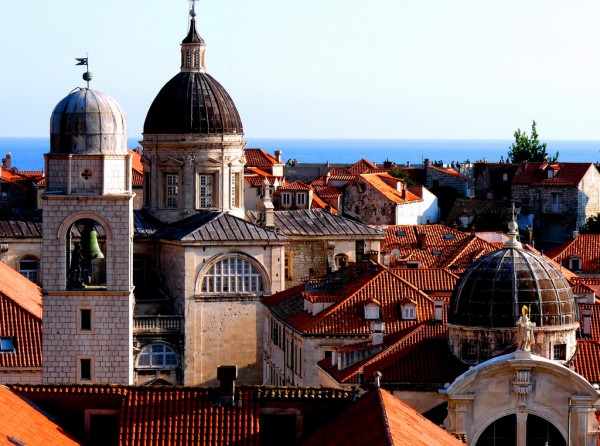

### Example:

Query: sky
xmin=2 ymin=0 xmax=600 ymax=140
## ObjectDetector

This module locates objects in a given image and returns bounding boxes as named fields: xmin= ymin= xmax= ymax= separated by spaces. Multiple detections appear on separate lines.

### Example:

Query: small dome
xmin=50 ymin=88 xmax=127 ymax=155
xmin=143 ymin=72 xmax=243 ymax=135
xmin=449 ymin=247 xmax=576 ymax=328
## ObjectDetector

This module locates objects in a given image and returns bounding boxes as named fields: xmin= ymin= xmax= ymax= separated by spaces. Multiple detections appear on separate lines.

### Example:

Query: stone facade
xmin=42 ymin=149 xmax=134 ymax=385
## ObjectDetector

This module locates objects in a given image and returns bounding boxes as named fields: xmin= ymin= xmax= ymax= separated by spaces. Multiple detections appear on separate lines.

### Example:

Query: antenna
xmin=75 ymin=55 xmax=93 ymax=89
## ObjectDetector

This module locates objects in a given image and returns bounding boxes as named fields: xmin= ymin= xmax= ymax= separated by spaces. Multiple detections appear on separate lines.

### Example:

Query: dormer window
xmin=281 ymin=192 xmax=291 ymax=206
xmin=406 ymin=261 xmax=421 ymax=269
xmin=547 ymin=169 xmax=555 ymax=179
xmin=297 ymin=192 xmax=306 ymax=206
xmin=568 ymin=257 xmax=582 ymax=271
xmin=364 ymin=300 xmax=381 ymax=320
xmin=401 ymin=301 xmax=416 ymax=320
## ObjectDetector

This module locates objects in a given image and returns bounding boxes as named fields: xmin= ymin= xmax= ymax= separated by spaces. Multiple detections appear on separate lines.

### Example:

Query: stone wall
xmin=343 ymin=179 xmax=397 ymax=225
xmin=285 ymin=240 xmax=328 ymax=287
xmin=0 ymin=370 xmax=42 ymax=384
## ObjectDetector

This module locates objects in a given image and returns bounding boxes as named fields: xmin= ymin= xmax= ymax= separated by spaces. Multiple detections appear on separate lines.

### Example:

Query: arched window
xmin=202 ymin=256 xmax=264 ymax=293
xmin=136 ymin=343 xmax=178 ymax=369
xmin=66 ymin=218 xmax=106 ymax=289
xmin=19 ymin=256 xmax=39 ymax=284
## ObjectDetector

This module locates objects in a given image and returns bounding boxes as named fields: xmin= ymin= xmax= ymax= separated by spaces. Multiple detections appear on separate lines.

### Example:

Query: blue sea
xmin=1 ymin=137 xmax=599 ymax=171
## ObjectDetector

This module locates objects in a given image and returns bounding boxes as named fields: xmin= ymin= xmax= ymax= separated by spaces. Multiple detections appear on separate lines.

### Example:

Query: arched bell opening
xmin=66 ymin=218 xmax=107 ymax=290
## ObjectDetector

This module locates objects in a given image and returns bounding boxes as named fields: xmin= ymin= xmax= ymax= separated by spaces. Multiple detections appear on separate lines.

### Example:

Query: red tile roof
xmin=267 ymin=268 xmax=435 ymax=336
xmin=348 ymin=159 xmax=379 ymax=175
xmin=572 ymin=340 xmax=600 ymax=383
xmin=427 ymin=164 xmax=470 ymax=180
xmin=0 ymin=260 xmax=42 ymax=368
xmin=546 ymin=234 xmax=600 ymax=273
xmin=360 ymin=174 xmax=422 ymax=204
xmin=512 ymin=162 xmax=594 ymax=186
xmin=128 ymin=150 xmax=144 ymax=186
xmin=383 ymin=225 xmax=499 ymax=273
xmin=277 ymin=180 xmax=312 ymax=191
xmin=0 ymin=386 xmax=80 ymax=445
xmin=391 ymin=268 xmax=459 ymax=293
xmin=244 ymin=148 xmax=282 ymax=169
xmin=301 ymin=387 xmax=464 ymax=446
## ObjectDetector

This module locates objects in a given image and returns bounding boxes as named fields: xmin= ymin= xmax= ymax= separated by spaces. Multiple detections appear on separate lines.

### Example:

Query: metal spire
xmin=75 ymin=56 xmax=93 ymax=89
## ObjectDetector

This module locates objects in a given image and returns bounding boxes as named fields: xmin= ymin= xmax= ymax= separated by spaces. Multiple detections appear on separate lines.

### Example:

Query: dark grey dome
xmin=143 ymin=72 xmax=243 ymax=135
xmin=449 ymin=247 xmax=576 ymax=328
xmin=50 ymin=88 xmax=127 ymax=155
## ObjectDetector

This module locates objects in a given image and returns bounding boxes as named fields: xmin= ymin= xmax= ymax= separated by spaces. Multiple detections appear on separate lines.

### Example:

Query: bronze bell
xmin=80 ymin=220 xmax=104 ymax=260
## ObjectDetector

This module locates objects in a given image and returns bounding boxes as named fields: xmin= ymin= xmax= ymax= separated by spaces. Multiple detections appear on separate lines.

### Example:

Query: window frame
xmin=79 ymin=357 xmax=93 ymax=382
xmin=201 ymin=256 xmax=265 ymax=294
xmin=78 ymin=308 xmax=93 ymax=333
xmin=165 ymin=173 xmax=179 ymax=208
xmin=199 ymin=173 xmax=214 ymax=209
xmin=0 ymin=337 xmax=15 ymax=353
xmin=136 ymin=343 xmax=179 ymax=369
xmin=18 ymin=256 xmax=39 ymax=284
xmin=281 ymin=192 xmax=291 ymax=206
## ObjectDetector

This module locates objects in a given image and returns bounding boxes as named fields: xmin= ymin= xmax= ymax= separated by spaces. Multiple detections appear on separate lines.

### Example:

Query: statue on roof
xmin=516 ymin=305 xmax=536 ymax=351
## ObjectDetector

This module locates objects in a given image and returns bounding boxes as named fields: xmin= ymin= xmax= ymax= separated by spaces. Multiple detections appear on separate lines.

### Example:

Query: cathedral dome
xmin=143 ymin=15 xmax=243 ymax=136
xmin=143 ymin=72 xmax=243 ymax=135
xmin=449 ymin=241 xmax=576 ymax=329
xmin=50 ymin=88 xmax=128 ymax=155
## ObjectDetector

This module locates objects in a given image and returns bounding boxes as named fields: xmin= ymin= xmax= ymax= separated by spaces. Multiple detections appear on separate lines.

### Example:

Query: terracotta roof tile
xmin=546 ymin=234 xmax=600 ymax=273
xmin=390 ymin=268 xmax=459 ymax=292
xmin=244 ymin=148 xmax=281 ymax=168
xmin=301 ymin=387 xmax=464 ymax=446
xmin=572 ymin=340 xmax=600 ymax=383
xmin=360 ymin=174 xmax=422 ymax=204
xmin=267 ymin=268 xmax=435 ymax=335
xmin=427 ymin=164 xmax=470 ymax=180
xmin=277 ymin=180 xmax=312 ymax=191
xmin=0 ymin=386 xmax=80 ymax=445
xmin=512 ymin=162 xmax=594 ymax=186
xmin=348 ymin=159 xmax=379 ymax=175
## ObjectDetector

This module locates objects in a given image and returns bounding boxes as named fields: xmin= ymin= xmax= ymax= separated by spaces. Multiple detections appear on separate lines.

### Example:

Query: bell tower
xmin=42 ymin=85 xmax=134 ymax=384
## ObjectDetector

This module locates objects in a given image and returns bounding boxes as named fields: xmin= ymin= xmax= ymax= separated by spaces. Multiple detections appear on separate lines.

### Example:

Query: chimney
xmin=217 ymin=365 xmax=238 ymax=406
xmin=573 ymin=230 xmax=579 ymax=239
xmin=383 ymin=160 xmax=392 ymax=169
xmin=417 ymin=232 xmax=428 ymax=249
xmin=371 ymin=321 xmax=386 ymax=346
xmin=3 ymin=152 xmax=11 ymax=170
xmin=325 ymin=171 xmax=331 ymax=185
xmin=582 ymin=308 xmax=592 ymax=337
xmin=274 ymin=150 xmax=282 ymax=163
xmin=434 ymin=300 xmax=444 ymax=322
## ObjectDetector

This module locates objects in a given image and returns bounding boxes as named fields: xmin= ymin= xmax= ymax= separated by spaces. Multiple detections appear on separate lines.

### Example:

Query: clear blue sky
xmin=2 ymin=0 xmax=600 ymax=140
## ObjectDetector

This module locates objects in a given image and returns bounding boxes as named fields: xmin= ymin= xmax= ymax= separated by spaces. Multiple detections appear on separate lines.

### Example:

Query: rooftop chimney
xmin=434 ymin=299 xmax=444 ymax=322
xmin=217 ymin=365 xmax=238 ymax=406
xmin=274 ymin=150 xmax=282 ymax=163
xmin=582 ymin=308 xmax=592 ymax=337
xmin=417 ymin=232 xmax=428 ymax=249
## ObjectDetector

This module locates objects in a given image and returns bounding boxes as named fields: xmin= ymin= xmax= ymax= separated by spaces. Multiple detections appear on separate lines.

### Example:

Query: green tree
xmin=389 ymin=167 xmax=414 ymax=185
xmin=507 ymin=120 xmax=558 ymax=164
xmin=580 ymin=213 xmax=600 ymax=234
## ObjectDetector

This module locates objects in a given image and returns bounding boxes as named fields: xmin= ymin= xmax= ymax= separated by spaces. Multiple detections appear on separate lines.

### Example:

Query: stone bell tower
xmin=42 ymin=85 xmax=134 ymax=384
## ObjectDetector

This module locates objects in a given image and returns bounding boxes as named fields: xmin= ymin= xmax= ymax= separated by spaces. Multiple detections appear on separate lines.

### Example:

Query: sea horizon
xmin=1 ymin=136 xmax=599 ymax=171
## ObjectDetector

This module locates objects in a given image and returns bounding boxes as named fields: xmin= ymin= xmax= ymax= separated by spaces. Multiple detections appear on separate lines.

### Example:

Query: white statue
xmin=516 ymin=305 xmax=536 ymax=351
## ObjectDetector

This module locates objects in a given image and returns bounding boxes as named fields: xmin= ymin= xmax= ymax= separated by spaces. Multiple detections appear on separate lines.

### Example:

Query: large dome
xmin=449 ymin=246 xmax=576 ymax=328
xmin=143 ymin=72 xmax=243 ymax=135
xmin=50 ymin=88 xmax=127 ymax=155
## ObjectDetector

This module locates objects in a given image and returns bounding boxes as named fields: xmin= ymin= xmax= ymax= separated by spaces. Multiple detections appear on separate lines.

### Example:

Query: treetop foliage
xmin=507 ymin=120 xmax=558 ymax=164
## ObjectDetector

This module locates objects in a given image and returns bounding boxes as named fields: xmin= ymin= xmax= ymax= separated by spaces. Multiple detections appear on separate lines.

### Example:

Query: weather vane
xmin=75 ymin=55 xmax=93 ymax=89
xmin=189 ymin=0 xmax=197 ymax=17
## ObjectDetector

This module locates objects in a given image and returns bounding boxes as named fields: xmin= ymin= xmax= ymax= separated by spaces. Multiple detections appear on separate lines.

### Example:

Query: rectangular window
xmin=199 ymin=174 xmax=213 ymax=208
xmin=230 ymin=173 xmax=238 ymax=208
xmin=0 ymin=337 xmax=14 ymax=352
xmin=296 ymin=193 xmax=306 ymax=206
xmin=80 ymin=309 xmax=92 ymax=331
xmin=80 ymin=358 xmax=92 ymax=381
xmin=403 ymin=306 xmax=416 ymax=320
xmin=19 ymin=259 xmax=38 ymax=284
xmin=281 ymin=192 xmax=291 ymax=205
xmin=166 ymin=174 xmax=179 ymax=208
xmin=553 ymin=344 xmax=566 ymax=360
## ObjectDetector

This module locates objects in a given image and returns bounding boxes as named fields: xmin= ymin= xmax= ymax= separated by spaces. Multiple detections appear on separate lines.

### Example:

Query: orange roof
xmin=310 ymin=193 xmax=337 ymax=213
xmin=244 ymin=148 xmax=282 ymax=168
xmin=512 ymin=162 xmax=594 ymax=186
xmin=0 ymin=386 xmax=80 ymax=445
xmin=360 ymin=173 xmax=422 ymax=204
xmin=278 ymin=180 xmax=312 ymax=191
xmin=546 ymin=234 xmax=600 ymax=273
xmin=0 ymin=260 xmax=42 ymax=319
xmin=348 ymin=159 xmax=379 ymax=175
xmin=572 ymin=340 xmax=600 ymax=383
xmin=267 ymin=268 xmax=435 ymax=335
xmin=427 ymin=164 xmax=470 ymax=180
xmin=391 ymin=268 xmax=459 ymax=292
xmin=301 ymin=387 xmax=464 ymax=446
xmin=383 ymin=225 xmax=499 ymax=273
xmin=128 ymin=150 xmax=144 ymax=186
